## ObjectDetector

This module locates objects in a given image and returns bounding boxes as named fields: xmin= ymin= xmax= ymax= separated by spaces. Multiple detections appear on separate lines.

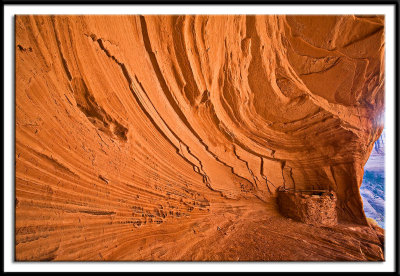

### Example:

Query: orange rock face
xmin=15 ymin=15 xmax=385 ymax=261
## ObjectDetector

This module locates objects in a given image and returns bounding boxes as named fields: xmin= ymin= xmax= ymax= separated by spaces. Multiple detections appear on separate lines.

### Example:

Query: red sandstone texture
xmin=15 ymin=15 xmax=385 ymax=261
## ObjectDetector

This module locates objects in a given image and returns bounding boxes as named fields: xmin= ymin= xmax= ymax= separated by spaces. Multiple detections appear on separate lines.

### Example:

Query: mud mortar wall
xmin=277 ymin=191 xmax=338 ymax=226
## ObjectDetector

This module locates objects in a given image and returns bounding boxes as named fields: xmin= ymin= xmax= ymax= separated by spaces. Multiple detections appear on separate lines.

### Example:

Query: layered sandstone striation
xmin=15 ymin=15 xmax=385 ymax=261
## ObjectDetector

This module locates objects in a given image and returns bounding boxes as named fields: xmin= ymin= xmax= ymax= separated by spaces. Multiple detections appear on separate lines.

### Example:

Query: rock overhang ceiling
xmin=15 ymin=15 xmax=384 ymax=260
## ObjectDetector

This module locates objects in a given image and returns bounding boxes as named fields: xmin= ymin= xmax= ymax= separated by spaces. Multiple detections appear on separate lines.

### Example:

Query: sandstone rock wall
xmin=15 ymin=15 xmax=384 ymax=260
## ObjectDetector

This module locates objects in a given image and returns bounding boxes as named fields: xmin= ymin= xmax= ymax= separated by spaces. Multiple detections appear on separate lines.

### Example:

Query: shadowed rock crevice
xmin=71 ymin=77 xmax=128 ymax=141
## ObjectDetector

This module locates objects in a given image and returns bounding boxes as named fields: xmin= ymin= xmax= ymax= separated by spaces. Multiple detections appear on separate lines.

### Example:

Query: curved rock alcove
xmin=16 ymin=15 xmax=384 ymax=261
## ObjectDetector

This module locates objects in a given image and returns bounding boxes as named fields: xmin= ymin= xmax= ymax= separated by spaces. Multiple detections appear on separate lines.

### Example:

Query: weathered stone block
xmin=277 ymin=189 xmax=338 ymax=226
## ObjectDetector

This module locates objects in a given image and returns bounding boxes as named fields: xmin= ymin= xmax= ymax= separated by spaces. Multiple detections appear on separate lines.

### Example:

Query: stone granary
xmin=277 ymin=187 xmax=338 ymax=226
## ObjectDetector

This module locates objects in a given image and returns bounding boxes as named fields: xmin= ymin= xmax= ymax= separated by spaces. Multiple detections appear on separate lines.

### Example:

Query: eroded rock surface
xmin=15 ymin=15 xmax=384 ymax=261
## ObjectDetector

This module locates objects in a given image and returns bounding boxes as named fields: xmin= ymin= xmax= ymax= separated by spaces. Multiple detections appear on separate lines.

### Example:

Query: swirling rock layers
xmin=15 ymin=15 xmax=384 ymax=261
